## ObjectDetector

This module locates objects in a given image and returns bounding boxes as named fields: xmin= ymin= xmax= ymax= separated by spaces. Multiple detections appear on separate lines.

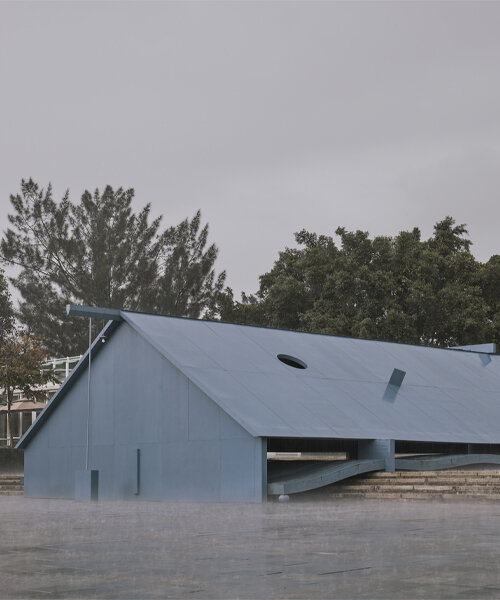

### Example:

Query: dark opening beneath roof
xmin=277 ymin=354 xmax=307 ymax=369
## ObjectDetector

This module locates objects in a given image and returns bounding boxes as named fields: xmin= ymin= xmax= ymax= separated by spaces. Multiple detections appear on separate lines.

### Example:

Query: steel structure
xmin=17 ymin=308 xmax=500 ymax=502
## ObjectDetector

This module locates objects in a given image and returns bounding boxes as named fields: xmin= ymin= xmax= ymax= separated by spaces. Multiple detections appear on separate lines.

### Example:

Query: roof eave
xmin=16 ymin=319 xmax=122 ymax=449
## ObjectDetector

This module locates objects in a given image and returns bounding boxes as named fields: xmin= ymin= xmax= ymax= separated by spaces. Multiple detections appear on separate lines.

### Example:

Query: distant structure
xmin=0 ymin=356 xmax=81 ymax=447
xmin=17 ymin=308 xmax=500 ymax=502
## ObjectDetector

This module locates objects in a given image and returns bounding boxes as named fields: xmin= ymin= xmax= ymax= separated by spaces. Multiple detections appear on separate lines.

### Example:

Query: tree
xmin=0 ymin=268 xmax=14 ymax=344
xmin=216 ymin=217 xmax=497 ymax=348
xmin=0 ymin=265 xmax=56 ymax=448
xmin=0 ymin=335 xmax=56 ymax=447
xmin=1 ymin=179 xmax=225 ymax=356
xmin=154 ymin=211 xmax=226 ymax=318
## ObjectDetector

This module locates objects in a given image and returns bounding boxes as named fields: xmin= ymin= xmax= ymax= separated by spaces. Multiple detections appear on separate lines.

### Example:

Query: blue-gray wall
xmin=24 ymin=323 xmax=267 ymax=502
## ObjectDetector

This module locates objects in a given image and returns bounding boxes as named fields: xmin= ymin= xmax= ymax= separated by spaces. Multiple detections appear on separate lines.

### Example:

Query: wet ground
xmin=2 ymin=496 xmax=500 ymax=599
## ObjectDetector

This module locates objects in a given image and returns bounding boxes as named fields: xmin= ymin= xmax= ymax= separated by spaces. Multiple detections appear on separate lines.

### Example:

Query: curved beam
xmin=268 ymin=458 xmax=385 ymax=496
xmin=395 ymin=454 xmax=500 ymax=471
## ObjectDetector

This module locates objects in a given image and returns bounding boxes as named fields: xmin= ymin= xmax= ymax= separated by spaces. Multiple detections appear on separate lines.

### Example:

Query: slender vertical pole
xmin=134 ymin=448 xmax=141 ymax=496
xmin=6 ymin=411 xmax=10 ymax=447
xmin=85 ymin=317 xmax=92 ymax=471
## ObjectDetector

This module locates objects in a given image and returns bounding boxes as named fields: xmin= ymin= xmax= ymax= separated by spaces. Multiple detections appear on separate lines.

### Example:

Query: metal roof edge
xmin=66 ymin=304 xmax=123 ymax=321
xmin=16 ymin=319 xmax=122 ymax=449
xmin=449 ymin=343 xmax=497 ymax=355
xmin=60 ymin=305 xmax=499 ymax=356
xmin=120 ymin=311 xmax=260 ymax=438
xmin=117 ymin=308 xmax=500 ymax=356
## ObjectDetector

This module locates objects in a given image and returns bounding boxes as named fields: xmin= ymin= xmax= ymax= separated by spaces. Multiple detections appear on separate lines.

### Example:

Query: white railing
xmin=0 ymin=355 xmax=83 ymax=446
xmin=46 ymin=355 xmax=83 ymax=382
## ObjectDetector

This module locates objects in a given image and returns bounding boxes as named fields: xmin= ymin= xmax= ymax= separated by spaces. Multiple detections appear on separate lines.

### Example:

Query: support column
xmin=75 ymin=469 xmax=99 ymax=501
xmin=358 ymin=439 xmax=395 ymax=472
xmin=260 ymin=438 xmax=267 ymax=502
xmin=256 ymin=437 xmax=268 ymax=503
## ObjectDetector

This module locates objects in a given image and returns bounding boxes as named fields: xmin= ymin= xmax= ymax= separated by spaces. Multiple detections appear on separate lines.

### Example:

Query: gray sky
xmin=1 ymin=1 xmax=500 ymax=299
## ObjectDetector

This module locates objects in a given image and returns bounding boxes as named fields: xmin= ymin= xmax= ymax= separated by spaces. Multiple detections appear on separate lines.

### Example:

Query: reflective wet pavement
xmin=2 ymin=496 xmax=500 ymax=598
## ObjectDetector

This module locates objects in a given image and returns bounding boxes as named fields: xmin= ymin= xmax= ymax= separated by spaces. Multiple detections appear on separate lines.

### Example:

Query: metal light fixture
xmin=66 ymin=305 xmax=122 ymax=500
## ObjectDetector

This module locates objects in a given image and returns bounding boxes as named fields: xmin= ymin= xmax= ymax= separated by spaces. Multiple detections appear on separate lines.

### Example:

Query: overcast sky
xmin=1 ymin=1 xmax=499 ymax=299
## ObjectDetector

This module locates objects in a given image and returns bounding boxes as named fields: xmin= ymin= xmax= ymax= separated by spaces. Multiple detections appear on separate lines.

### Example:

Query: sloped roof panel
xmin=181 ymin=366 xmax=294 ymax=437
xmin=122 ymin=312 xmax=500 ymax=443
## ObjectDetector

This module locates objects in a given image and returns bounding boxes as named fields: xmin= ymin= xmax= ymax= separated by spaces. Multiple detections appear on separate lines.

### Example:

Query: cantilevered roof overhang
xmin=18 ymin=307 xmax=500 ymax=449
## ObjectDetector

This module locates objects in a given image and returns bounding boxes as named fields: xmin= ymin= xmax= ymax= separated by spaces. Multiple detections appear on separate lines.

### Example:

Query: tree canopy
xmin=0 ymin=269 xmax=14 ymax=345
xmin=0 ymin=273 xmax=55 ymax=447
xmin=3 ymin=180 xmax=499 ymax=353
xmin=216 ymin=217 xmax=500 ymax=348
xmin=1 ymin=179 xmax=225 ymax=356
xmin=0 ymin=335 xmax=56 ymax=446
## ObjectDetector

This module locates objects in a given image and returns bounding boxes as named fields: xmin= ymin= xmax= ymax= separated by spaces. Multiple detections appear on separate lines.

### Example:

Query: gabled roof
xmin=17 ymin=319 xmax=120 ymax=449
xmin=18 ymin=310 xmax=500 ymax=448
xmin=121 ymin=312 xmax=500 ymax=444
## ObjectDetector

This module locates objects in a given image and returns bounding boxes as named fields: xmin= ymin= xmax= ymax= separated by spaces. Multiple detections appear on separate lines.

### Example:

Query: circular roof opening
xmin=277 ymin=354 xmax=307 ymax=369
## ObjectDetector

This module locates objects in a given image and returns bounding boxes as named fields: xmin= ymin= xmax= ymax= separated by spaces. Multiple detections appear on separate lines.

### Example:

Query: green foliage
xmin=217 ymin=217 xmax=498 ymax=348
xmin=155 ymin=211 xmax=226 ymax=318
xmin=2 ymin=179 xmax=225 ymax=355
xmin=0 ymin=269 xmax=14 ymax=344
xmin=0 ymin=257 xmax=55 ymax=447
xmin=0 ymin=334 xmax=57 ymax=447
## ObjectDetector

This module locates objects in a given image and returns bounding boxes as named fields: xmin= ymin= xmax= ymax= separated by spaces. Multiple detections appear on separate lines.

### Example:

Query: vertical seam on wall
xmin=187 ymin=381 xmax=191 ymax=441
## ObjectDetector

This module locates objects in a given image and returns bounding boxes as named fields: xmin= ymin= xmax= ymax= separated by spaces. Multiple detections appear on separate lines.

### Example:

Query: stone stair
xmin=0 ymin=475 xmax=24 ymax=496
xmin=314 ymin=470 xmax=500 ymax=500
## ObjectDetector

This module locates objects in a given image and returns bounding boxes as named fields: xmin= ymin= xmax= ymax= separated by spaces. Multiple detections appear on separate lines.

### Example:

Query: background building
xmin=0 ymin=356 xmax=81 ymax=447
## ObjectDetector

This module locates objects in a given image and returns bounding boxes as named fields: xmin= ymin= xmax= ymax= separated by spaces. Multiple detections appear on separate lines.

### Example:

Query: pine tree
xmin=0 ymin=269 xmax=14 ymax=344
xmin=2 ymin=180 xmax=225 ymax=356
xmin=155 ymin=211 xmax=226 ymax=317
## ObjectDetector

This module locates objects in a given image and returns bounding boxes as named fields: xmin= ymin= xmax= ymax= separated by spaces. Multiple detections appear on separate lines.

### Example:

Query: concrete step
xmin=359 ymin=471 xmax=500 ymax=477
xmin=353 ymin=478 xmax=500 ymax=487
xmin=320 ymin=470 xmax=500 ymax=500
xmin=340 ymin=480 xmax=500 ymax=486
xmin=360 ymin=472 xmax=500 ymax=480
xmin=333 ymin=491 xmax=500 ymax=500
xmin=0 ymin=476 xmax=24 ymax=496
xmin=335 ymin=486 xmax=500 ymax=495
xmin=335 ymin=484 xmax=461 ymax=493
xmin=334 ymin=485 xmax=500 ymax=493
